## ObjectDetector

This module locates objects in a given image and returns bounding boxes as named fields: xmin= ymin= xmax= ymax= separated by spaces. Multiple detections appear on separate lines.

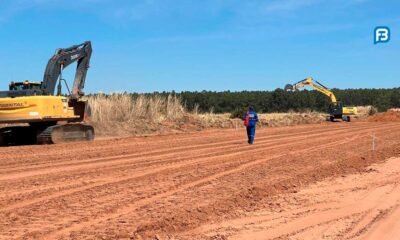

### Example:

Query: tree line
xmin=98 ymin=87 xmax=400 ymax=115
xmin=178 ymin=88 xmax=400 ymax=114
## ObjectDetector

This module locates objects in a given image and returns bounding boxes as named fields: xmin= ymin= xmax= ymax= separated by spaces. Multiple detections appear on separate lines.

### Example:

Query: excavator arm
xmin=42 ymin=41 xmax=92 ymax=99
xmin=285 ymin=77 xmax=337 ymax=103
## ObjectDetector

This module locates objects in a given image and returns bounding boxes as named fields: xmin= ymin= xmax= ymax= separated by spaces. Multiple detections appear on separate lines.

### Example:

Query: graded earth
xmin=0 ymin=121 xmax=399 ymax=239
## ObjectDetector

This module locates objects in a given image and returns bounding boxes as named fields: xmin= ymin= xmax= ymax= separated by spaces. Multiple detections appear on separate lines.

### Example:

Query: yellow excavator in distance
xmin=285 ymin=77 xmax=357 ymax=122
xmin=0 ymin=41 xmax=94 ymax=146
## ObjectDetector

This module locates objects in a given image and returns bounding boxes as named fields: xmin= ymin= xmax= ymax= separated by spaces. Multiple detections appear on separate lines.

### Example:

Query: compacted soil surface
xmin=0 ymin=121 xmax=399 ymax=240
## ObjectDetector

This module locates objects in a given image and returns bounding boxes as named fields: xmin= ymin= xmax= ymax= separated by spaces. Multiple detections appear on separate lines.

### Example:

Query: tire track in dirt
xmin=2 ymin=132 xmax=366 ymax=239
xmin=0 ymin=122 xmax=388 ymax=182
xmin=99 ymin=125 xmax=400 ymax=239
xmin=42 ymin=127 xmax=389 ymax=239
xmin=0 ymin=122 xmax=377 ymax=172
xmin=199 ymin=158 xmax=400 ymax=240
xmin=0 ymin=129 xmax=362 ymax=212
xmin=0 ymin=122 xmax=382 ymax=200
xmin=0 ymin=123 xmax=392 ymax=214
xmin=267 ymin=185 xmax=400 ymax=240
xmin=0 ymin=122 xmax=366 ymax=175
xmin=125 ymin=131 xmax=400 ymax=240
xmin=357 ymin=204 xmax=400 ymax=240
xmin=46 ymin=138 xmax=355 ymax=239
xmin=0 ymin=124 xmax=370 ymax=189
xmin=0 ymin=124 xmax=392 ymax=207
xmin=0 ymin=122 xmax=399 ymax=239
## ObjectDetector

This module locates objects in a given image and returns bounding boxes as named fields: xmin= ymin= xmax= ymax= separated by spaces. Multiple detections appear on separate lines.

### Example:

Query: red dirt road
xmin=0 ymin=122 xmax=399 ymax=239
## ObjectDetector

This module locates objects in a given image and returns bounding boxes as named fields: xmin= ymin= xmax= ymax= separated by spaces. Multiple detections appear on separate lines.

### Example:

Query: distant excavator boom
xmin=284 ymin=77 xmax=337 ymax=103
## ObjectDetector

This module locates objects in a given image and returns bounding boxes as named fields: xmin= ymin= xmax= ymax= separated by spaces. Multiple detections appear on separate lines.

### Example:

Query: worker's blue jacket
xmin=243 ymin=111 xmax=259 ymax=127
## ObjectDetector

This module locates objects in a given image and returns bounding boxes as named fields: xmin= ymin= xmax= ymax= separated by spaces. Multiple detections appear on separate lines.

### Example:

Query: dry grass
xmin=260 ymin=112 xmax=326 ymax=127
xmin=260 ymin=106 xmax=373 ymax=126
xmin=354 ymin=105 xmax=377 ymax=118
xmin=86 ymin=94 xmax=187 ymax=136
xmin=84 ymin=95 xmax=377 ymax=137
xmin=194 ymin=111 xmax=326 ymax=129
xmin=88 ymin=93 xmax=184 ymax=123
xmin=195 ymin=106 xmax=375 ymax=129
xmin=196 ymin=113 xmax=242 ymax=128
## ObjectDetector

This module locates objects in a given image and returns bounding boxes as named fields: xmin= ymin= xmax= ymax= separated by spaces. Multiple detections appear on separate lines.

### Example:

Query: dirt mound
xmin=368 ymin=111 xmax=400 ymax=122
xmin=262 ymin=112 xmax=326 ymax=127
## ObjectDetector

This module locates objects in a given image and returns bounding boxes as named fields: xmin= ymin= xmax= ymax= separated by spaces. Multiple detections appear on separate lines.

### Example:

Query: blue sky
xmin=0 ymin=0 xmax=399 ymax=93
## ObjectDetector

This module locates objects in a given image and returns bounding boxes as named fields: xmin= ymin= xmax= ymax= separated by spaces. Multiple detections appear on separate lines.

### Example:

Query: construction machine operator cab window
xmin=9 ymin=81 xmax=42 ymax=91
xmin=329 ymin=102 xmax=344 ymax=116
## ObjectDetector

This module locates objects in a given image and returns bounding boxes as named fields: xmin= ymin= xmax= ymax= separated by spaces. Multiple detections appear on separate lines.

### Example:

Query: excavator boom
xmin=285 ymin=77 xmax=337 ymax=103
xmin=43 ymin=41 xmax=92 ymax=98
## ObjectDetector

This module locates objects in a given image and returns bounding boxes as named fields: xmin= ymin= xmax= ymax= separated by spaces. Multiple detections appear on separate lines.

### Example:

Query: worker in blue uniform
xmin=243 ymin=106 xmax=259 ymax=144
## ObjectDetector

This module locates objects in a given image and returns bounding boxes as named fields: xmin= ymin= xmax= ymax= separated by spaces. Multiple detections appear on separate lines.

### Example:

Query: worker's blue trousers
xmin=246 ymin=126 xmax=256 ymax=144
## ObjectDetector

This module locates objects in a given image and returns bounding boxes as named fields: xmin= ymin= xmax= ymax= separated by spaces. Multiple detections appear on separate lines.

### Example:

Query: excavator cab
xmin=284 ymin=84 xmax=295 ymax=91
xmin=9 ymin=81 xmax=42 ymax=91
xmin=328 ymin=102 xmax=344 ymax=121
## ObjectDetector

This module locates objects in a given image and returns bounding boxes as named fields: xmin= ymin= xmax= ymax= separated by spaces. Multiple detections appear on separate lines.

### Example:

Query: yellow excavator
xmin=285 ymin=77 xmax=357 ymax=122
xmin=0 ymin=41 xmax=94 ymax=145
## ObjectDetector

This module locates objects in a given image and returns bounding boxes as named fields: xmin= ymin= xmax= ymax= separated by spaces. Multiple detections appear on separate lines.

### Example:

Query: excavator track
xmin=0 ymin=126 xmax=37 ymax=146
xmin=37 ymin=124 xmax=94 ymax=144
xmin=0 ymin=123 xmax=94 ymax=146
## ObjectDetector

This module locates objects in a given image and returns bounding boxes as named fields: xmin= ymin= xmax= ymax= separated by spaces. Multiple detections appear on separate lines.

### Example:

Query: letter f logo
xmin=374 ymin=27 xmax=390 ymax=44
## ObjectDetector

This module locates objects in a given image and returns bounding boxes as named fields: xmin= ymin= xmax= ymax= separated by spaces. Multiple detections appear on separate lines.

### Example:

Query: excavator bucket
xmin=284 ymin=84 xmax=294 ymax=91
